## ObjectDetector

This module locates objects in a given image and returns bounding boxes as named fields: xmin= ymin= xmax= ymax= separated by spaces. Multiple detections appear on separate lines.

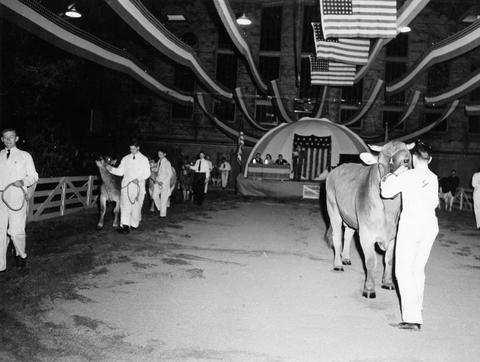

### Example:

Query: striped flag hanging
xmin=309 ymin=55 xmax=356 ymax=86
xmin=319 ymin=0 xmax=397 ymax=39
xmin=312 ymin=22 xmax=370 ymax=65
xmin=293 ymin=134 xmax=331 ymax=181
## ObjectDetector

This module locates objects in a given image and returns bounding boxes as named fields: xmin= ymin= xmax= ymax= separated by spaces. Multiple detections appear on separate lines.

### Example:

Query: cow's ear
xmin=360 ymin=152 xmax=378 ymax=165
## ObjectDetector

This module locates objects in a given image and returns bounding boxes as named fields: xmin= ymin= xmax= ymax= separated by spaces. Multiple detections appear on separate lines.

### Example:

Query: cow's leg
xmin=359 ymin=232 xmax=377 ymax=298
xmin=112 ymin=200 xmax=120 ymax=228
xmin=381 ymin=238 xmax=395 ymax=290
xmin=326 ymin=195 xmax=344 ymax=272
xmin=342 ymin=224 xmax=355 ymax=265
xmin=97 ymin=194 xmax=107 ymax=230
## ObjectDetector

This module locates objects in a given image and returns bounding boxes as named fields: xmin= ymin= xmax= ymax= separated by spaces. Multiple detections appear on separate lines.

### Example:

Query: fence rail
xmin=27 ymin=175 xmax=99 ymax=222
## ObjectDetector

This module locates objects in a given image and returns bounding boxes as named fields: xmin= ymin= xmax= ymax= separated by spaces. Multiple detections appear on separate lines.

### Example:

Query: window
xmin=214 ymin=101 xmax=235 ymax=123
xmin=340 ymin=108 xmax=362 ymax=129
xmin=301 ymin=5 xmax=320 ymax=53
xmin=424 ymin=111 xmax=447 ymax=133
xmin=255 ymin=103 xmax=278 ymax=125
xmin=341 ymin=80 xmax=363 ymax=104
xmin=383 ymin=110 xmax=403 ymax=130
xmin=216 ymin=52 xmax=238 ymax=89
xmin=259 ymin=56 xmax=280 ymax=81
xmin=385 ymin=61 xmax=407 ymax=105
xmin=260 ymin=6 xmax=283 ymax=51
xmin=386 ymin=33 xmax=408 ymax=57
xmin=217 ymin=27 xmax=234 ymax=50
xmin=469 ymin=116 xmax=480 ymax=133
xmin=172 ymin=64 xmax=194 ymax=119
xmin=299 ymin=57 xmax=323 ymax=99
xmin=427 ymin=62 xmax=450 ymax=93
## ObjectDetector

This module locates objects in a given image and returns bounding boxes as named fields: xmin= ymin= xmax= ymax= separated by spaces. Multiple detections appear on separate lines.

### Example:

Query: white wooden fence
xmin=27 ymin=176 xmax=99 ymax=222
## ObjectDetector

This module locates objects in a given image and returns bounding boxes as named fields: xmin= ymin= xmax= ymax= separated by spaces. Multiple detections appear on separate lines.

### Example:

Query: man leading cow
xmin=0 ymin=128 xmax=38 ymax=275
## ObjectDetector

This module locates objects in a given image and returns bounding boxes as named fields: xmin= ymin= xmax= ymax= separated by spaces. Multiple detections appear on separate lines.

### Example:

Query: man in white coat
xmin=107 ymin=140 xmax=150 ymax=234
xmin=381 ymin=141 xmax=438 ymax=331
xmin=0 ymin=128 xmax=38 ymax=274
xmin=472 ymin=169 xmax=480 ymax=229
xmin=152 ymin=150 xmax=173 ymax=218
xmin=219 ymin=157 xmax=231 ymax=190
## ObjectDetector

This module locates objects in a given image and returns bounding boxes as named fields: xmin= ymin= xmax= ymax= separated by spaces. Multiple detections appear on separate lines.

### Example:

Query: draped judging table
xmin=247 ymin=164 xmax=291 ymax=181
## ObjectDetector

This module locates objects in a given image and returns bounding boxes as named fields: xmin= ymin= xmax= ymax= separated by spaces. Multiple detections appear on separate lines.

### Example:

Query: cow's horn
xmin=406 ymin=142 xmax=415 ymax=150
xmin=368 ymin=144 xmax=382 ymax=152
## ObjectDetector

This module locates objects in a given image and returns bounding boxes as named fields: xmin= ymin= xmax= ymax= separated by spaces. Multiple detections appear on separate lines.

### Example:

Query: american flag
xmin=236 ymin=132 xmax=245 ymax=167
xmin=309 ymin=55 xmax=356 ymax=86
xmin=293 ymin=134 xmax=331 ymax=181
xmin=312 ymin=22 xmax=370 ymax=65
xmin=319 ymin=0 xmax=397 ymax=39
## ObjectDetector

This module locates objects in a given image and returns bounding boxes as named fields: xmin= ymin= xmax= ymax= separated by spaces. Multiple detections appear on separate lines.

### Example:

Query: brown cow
xmin=326 ymin=141 xmax=414 ymax=298
xmin=95 ymin=156 xmax=121 ymax=229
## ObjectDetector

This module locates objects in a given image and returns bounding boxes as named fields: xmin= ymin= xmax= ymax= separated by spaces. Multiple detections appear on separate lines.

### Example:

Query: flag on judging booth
xmin=309 ymin=55 xmax=356 ymax=86
xmin=312 ymin=22 xmax=370 ymax=65
xmin=293 ymin=134 xmax=331 ymax=181
xmin=319 ymin=0 xmax=397 ymax=39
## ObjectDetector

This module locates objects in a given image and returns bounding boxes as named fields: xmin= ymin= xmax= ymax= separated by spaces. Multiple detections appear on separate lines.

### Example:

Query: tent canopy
xmin=244 ymin=117 xmax=369 ymax=177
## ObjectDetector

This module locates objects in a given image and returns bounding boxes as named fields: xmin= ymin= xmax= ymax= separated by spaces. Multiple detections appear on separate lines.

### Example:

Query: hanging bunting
xmin=105 ymin=0 xmax=233 ymax=100
xmin=0 ymin=0 xmax=192 ymax=105
xmin=312 ymin=22 xmax=370 ymax=65
xmin=424 ymin=69 xmax=480 ymax=105
xmin=233 ymin=88 xmax=272 ymax=132
xmin=339 ymin=79 xmax=384 ymax=126
xmin=195 ymin=93 xmax=258 ymax=146
xmin=268 ymin=80 xmax=296 ymax=123
xmin=386 ymin=20 xmax=480 ymax=95
xmin=319 ymin=0 xmax=397 ymax=39
xmin=384 ymin=100 xmax=459 ymax=144
xmin=213 ymin=0 xmax=268 ymax=94
xmin=355 ymin=0 xmax=431 ymax=82
xmin=465 ymin=103 xmax=480 ymax=116
xmin=309 ymin=55 xmax=356 ymax=86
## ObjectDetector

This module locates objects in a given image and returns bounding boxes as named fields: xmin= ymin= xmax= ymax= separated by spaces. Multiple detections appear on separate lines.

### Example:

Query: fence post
xmin=60 ymin=177 xmax=66 ymax=216
xmin=86 ymin=175 xmax=93 ymax=206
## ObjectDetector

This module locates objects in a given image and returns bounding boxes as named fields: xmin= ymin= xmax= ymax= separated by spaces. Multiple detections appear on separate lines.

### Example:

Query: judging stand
xmin=248 ymin=164 xmax=290 ymax=181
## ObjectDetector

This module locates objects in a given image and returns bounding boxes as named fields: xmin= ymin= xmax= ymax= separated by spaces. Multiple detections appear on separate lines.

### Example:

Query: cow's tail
xmin=325 ymin=225 xmax=333 ymax=248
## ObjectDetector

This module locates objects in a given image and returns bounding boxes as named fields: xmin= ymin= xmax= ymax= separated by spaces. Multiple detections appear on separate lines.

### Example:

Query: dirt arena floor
xmin=1 ymin=189 xmax=479 ymax=362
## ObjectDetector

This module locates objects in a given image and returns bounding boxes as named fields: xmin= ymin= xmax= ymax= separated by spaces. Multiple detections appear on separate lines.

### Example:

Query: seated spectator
xmin=275 ymin=154 xmax=289 ymax=165
xmin=252 ymin=153 xmax=263 ymax=164
xmin=439 ymin=169 xmax=460 ymax=211
xmin=264 ymin=154 xmax=273 ymax=165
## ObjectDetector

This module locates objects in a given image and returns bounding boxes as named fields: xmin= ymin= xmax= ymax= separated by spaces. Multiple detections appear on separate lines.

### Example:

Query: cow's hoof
xmin=362 ymin=290 xmax=376 ymax=298
xmin=342 ymin=258 xmax=351 ymax=265
xmin=381 ymin=283 xmax=395 ymax=290
xmin=96 ymin=225 xmax=103 ymax=231
xmin=333 ymin=266 xmax=344 ymax=272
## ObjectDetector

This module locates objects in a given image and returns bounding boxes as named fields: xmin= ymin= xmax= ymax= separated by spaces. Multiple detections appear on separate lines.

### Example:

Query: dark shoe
xmin=16 ymin=256 xmax=28 ymax=275
xmin=130 ymin=226 xmax=137 ymax=231
xmin=397 ymin=322 xmax=421 ymax=331
xmin=116 ymin=225 xmax=130 ymax=234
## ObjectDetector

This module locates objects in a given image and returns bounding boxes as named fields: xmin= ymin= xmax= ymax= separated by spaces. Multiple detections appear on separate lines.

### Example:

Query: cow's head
xmin=95 ymin=156 xmax=117 ymax=169
xmin=360 ymin=141 xmax=414 ymax=177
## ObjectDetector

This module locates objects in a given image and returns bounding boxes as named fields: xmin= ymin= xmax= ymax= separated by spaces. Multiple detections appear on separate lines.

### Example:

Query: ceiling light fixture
xmin=236 ymin=13 xmax=252 ymax=26
xmin=65 ymin=3 xmax=82 ymax=18
xmin=399 ymin=26 xmax=411 ymax=33
xmin=167 ymin=14 xmax=186 ymax=22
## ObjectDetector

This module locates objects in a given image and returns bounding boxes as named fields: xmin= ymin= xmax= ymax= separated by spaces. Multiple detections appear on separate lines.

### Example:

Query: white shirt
xmin=109 ymin=152 xmax=150 ymax=188
xmin=219 ymin=161 xmax=231 ymax=172
xmin=190 ymin=159 xmax=211 ymax=179
xmin=381 ymin=165 xmax=438 ymax=223
xmin=156 ymin=158 xmax=173 ymax=186
xmin=472 ymin=172 xmax=480 ymax=189
xmin=0 ymin=147 xmax=38 ymax=190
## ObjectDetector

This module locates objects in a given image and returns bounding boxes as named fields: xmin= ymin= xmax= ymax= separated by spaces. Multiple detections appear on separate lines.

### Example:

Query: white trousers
xmin=395 ymin=218 xmax=438 ymax=324
xmin=221 ymin=171 xmax=229 ymax=188
xmin=152 ymin=183 xmax=170 ymax=217
xmin=120 ymin=186 xmax=145 ymax=228
xmin=474 ymin=189 xmax=480 ymax=228
xmin=0 ymin=198 xmax=27 ymax=271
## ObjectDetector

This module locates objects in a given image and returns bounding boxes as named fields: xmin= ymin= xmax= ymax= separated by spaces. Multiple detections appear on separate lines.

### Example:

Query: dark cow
xmin=95 ymin=156 xmax=121 ymax=230
xmin=326 ymin=141 xmax=414 ymax=298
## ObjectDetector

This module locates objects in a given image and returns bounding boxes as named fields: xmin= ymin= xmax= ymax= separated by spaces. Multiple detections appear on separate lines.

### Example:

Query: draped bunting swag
xmin=424 ymin=69 xmax=480 ymax=106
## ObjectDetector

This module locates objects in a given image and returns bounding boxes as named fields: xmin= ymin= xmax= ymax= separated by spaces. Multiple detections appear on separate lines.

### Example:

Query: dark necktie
xmin=198 ymin=160 xmax=201 ymax=171
xmin=133 ymin=155 xmax=135 ymax=160
xmin=6 ymin=149 xmax=10 ymax=159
